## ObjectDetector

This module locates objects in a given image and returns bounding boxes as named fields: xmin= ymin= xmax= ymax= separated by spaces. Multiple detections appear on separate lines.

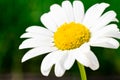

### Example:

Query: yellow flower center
xmin=54 ymin=22 xmax=91 ymax=50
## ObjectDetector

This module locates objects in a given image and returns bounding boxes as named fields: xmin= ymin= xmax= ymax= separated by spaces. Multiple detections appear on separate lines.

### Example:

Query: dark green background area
xmin=0 ymin=0 xmax=120 ymax=80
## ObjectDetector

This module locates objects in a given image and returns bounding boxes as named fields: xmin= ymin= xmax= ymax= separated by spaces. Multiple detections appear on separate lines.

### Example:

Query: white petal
xmin=82 ymin=3 xmax=98 ymax=28
xmin=92 ymin=24 xmax=120 ymax=39
xmin=75 ymin=54 xmax=89 ymax=67
xmin=90 ymin=37 xmax=119 ymax=49
xmin=54 ymin=50 xmax=67 ymax=77
xmin=98 ymin=10 xmax=117 ymax=25
xmin=75 ymin=43 xmax=99 ymax=70
xmin=19 ymin=38 xmax=54 ymax=49
xmin=41 ymin=51 xmax=59 ymax=76
xmin=75 ymin=44 xmax=91 ymax=67
xmin=20 ymin=32 xmax=53 ymax=39
xmin=83 ymin=3 xmax=109 ymax=29
xmin=25 ymin=26 xmax=53 ymax=36
xmin=22 ymin=47 xmax=57 ymax=62
xmin=73 ymin=0 xmax=84 ymax=23
xmin=41 ymin=50 xmax=66 ymax=77
xmin=91 ymin=11 xmax=117 ymax=32
xmin=64 ymin=50 xmax=75 ymax=70
xmin=41 ymin=13 xmax=57 ymax=32
xmin=84 ymin=51 xmax=99 ymax=70
xmin=112 ymin=18 xmax=119 ymax=22
xmin=62 ymin=1 xmax=74 ymax=22
xmin=21 ymin=33 xmax=38 ymax=38
xmin=79 ymin=43 xmax=90 ymax=52
xmin=50 ymin=4 xmax=68 ymax=26
xmin=55 ymin=62 xmax=65 ymax=77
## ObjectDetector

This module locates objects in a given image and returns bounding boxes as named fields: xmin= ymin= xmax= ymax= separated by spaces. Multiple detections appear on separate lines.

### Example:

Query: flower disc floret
xmin=54 ymin=22 xmax=91 ymax=50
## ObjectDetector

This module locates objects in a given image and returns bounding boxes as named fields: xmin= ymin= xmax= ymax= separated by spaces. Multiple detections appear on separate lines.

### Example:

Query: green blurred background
xmin=0 ymin=0 xmax=120 ymax=80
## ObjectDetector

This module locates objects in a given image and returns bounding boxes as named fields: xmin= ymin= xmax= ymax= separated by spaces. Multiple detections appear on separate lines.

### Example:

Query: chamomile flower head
xmin=19 ymin=0 xmax=120 ymax=77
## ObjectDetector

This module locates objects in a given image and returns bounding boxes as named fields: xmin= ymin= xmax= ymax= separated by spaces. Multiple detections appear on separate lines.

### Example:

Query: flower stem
xmin=77 ymin=62 xmax=87 ymax=80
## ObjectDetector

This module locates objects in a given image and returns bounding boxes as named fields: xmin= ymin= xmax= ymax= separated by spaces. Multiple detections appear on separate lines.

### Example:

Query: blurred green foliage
xmin=0 ymin=0 xmax=120 ymax=79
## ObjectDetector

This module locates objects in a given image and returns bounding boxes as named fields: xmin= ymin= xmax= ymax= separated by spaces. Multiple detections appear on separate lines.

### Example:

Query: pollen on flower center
xmin=54 ymin=22 xmax=91 ymax=50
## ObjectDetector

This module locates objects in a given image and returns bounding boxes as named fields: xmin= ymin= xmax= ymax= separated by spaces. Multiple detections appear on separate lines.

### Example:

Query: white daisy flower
xmin=19 ymin=0 xmax=120 ymax=77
